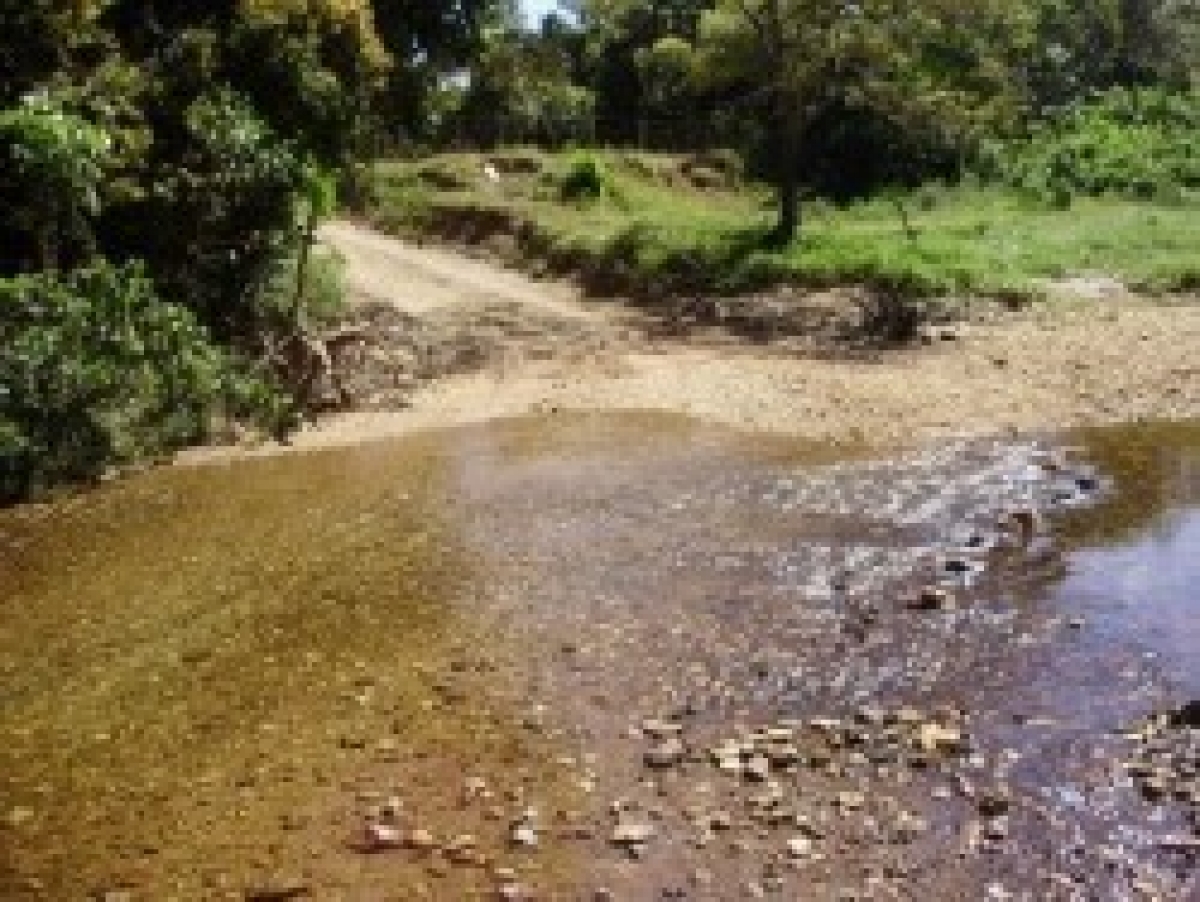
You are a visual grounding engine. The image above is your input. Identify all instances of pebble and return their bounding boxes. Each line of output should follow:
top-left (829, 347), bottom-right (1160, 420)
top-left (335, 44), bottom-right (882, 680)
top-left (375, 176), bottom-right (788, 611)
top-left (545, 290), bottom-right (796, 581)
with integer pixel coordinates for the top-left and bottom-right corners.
top-left (643, 719), bottom-right (684, 738)
top-left (908, 587), bottom-right (955, 611)
top-left (787, 836), bottom-right (813, 858)
top-left (645, 738), bottom-right (686, 769)
top-left (510, 824), bottom-right (539, 849)
top-left (5, 807), bottom-right (34, 828)
top-left (977, 787), bottom-right (1012, 818)
top-left (611, 822), bottom-right (656, 846)
top-left (917, 723), bottom-right (965, 755)
top-left (363, 822), bottom-right (404, 850)
top-left (745, 756), bottom-right (771, 782)
top-left (835, 792), bottom-right (866, 811)
top-left (406, 828), bottom-right (437, 851)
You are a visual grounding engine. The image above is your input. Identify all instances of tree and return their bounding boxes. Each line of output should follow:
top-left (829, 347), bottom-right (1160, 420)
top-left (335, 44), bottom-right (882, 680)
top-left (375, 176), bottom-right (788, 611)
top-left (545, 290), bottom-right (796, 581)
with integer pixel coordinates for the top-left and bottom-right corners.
top-left (696, 0), bottom-right (1031, 244)
top-left (370, 0), bottom-right (497, 143)
top-left (572, 0), bottom-right (712, 146)
top-left (441, 10), bottom-right (596, 148)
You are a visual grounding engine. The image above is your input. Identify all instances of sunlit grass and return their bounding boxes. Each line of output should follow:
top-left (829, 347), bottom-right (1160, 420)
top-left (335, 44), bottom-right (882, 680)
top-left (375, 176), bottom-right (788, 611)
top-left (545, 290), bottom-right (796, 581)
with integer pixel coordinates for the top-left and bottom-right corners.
top-left (370, 150), bottom-right (1200, 298)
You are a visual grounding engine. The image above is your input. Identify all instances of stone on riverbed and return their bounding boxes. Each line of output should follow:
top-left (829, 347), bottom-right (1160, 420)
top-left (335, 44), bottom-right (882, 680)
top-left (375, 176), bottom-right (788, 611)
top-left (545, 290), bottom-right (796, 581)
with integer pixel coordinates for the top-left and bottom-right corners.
top-left (610, 822), bottom-right (656, 846)
top-left (644, 738), bottom-right (686, 769)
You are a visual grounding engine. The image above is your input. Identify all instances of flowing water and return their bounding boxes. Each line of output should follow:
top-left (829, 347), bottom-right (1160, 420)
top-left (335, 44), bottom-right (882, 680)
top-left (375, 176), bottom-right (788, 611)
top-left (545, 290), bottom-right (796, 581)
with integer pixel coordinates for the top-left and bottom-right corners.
top-left (1, 414), bottom-right (1198, 900)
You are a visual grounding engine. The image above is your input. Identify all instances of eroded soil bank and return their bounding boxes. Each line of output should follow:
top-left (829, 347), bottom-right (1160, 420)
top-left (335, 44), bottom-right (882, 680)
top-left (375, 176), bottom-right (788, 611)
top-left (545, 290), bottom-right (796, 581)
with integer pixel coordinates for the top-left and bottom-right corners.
top-left (3, 413), bottom-right (1199, 900)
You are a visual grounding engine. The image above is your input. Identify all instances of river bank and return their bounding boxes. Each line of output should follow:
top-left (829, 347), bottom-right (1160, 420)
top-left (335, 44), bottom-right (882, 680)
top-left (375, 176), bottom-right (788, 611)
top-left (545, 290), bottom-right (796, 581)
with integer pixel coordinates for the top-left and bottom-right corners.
top-left (177, 222), bottom-right (1200, 465)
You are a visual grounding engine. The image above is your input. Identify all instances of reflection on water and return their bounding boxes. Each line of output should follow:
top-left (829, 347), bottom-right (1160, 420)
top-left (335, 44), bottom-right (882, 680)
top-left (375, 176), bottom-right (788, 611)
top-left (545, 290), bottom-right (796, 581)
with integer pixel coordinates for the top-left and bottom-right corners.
top-left (1056, 422), bottom-right (1200, 692)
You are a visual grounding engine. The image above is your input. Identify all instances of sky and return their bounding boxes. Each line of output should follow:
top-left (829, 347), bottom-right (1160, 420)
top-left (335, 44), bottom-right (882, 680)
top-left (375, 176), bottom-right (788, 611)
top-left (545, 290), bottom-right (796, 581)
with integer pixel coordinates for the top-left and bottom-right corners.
top-left (521, 0), bottom-right (562, 26)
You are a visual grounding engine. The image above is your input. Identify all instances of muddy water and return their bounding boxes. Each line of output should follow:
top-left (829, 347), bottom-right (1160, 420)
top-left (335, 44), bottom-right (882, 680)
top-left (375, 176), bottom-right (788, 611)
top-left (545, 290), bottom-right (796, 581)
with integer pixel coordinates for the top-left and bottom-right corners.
top-left (1, 413), bottom-right (1198, 900)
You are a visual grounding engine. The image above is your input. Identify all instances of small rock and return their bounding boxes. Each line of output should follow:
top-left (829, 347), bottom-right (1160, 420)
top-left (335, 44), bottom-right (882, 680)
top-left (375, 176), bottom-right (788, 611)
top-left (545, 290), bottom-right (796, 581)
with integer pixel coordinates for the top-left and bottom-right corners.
top-left (716, 755), bottom-right (743, 775)
top-left (645, 738), bottom-right (686, 769)
top-left (768, 745), bottom-right (802, 767)
top-left (835, 792), bottom-right (866, 811)
top-left (510, 825), bottom-right (539, 849)
top-left (708, 810), bottom-right (734, 831)
top-left (977, 788), bottom-right (1012, 818)
top-left (364, 823), bottom-right (404, 851)
top-left (406, 828), bottom-right (437, 851)
top-left (983, 817), bottom-right (1009, 842)
top-left (786, 836), bottom-right (813, 858)
top-left (917, 723), bottom-right (965, 755)
top-left (5, 807), bottom-right (35, 828)
top-left (611, 822), bottom-right (656, 847)
top-left (643, 719), bottom-right (684, 738)
top-left (908, 587), bottom-right (954, 611)
top-left (1170, 700), bottom-right (1200, 727)
top-left (1140, 775), bottom-right (1170, 802)
top-left (894, 812), bottom-right (928, 842)
top-left (745, 755), bottom-right (771, 782)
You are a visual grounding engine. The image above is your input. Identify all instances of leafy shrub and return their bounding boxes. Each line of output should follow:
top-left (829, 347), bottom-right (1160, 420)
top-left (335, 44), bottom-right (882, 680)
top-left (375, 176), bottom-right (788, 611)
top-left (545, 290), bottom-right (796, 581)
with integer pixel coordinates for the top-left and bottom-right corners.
top-left (103, 88), bottom-right (306, 343)
top-left (559, 151), bottom-right (613, 202)
top-left (0, 91), bottom-right (113, 270)
top-left (982, 88), bottom-right (1200, 203)
top-left (0, 262), bottom-right (289, 502)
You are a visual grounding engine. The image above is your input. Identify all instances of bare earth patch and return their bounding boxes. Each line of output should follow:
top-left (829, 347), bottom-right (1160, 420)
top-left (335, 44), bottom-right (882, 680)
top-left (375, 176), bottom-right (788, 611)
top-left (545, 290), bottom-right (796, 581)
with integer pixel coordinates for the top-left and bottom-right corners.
top-left (211, 221), bottom-right (1200, 459)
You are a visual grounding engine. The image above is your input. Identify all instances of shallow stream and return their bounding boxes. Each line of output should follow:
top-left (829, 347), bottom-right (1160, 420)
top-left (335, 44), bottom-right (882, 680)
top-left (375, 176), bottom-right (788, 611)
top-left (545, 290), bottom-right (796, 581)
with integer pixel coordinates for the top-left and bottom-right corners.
top-left (1, 414), bottom-right (1197, 900)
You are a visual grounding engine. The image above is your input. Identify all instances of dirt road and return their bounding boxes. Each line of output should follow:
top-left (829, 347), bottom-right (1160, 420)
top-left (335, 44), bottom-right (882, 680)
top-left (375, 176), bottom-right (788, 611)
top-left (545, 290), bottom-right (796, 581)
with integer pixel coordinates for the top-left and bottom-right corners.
top-left (266, 221), bottom-right (1200, 454)
top-left (319, 220), bottom-right (598, 321)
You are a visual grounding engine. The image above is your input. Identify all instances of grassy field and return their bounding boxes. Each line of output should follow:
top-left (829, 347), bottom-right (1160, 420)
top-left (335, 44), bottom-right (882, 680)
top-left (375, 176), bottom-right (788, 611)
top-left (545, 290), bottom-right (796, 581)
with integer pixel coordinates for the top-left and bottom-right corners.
top-left (368, 149), bottom-right (1200, 300)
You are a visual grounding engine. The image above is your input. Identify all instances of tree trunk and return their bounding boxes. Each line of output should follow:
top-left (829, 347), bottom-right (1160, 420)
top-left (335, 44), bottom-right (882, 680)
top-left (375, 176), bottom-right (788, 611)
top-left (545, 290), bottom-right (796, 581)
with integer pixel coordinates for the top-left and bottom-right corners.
top-left (769, 109), bottom-right (802, 247)
top-left (774, 173), bottom-right (801, 246)
top-left (292, 210), bottom-right (315, 330)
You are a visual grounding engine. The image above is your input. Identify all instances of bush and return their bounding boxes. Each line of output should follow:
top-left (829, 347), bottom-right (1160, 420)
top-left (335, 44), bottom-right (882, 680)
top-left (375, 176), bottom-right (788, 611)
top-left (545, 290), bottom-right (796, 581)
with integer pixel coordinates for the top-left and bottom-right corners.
top-left (559, 151), bottom-right (613, 202)
top-left (981, 88), bottom-right (1200, 204)
top-left (0, 90), bottom-right (113, 271)
top-left (0, 261), bottom-right (289, 502)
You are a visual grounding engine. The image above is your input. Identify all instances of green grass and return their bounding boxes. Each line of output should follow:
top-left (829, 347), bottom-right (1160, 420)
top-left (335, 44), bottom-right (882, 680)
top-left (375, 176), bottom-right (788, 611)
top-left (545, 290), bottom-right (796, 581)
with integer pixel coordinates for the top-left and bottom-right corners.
top-left (369, 149), bottom-right (1200, 300)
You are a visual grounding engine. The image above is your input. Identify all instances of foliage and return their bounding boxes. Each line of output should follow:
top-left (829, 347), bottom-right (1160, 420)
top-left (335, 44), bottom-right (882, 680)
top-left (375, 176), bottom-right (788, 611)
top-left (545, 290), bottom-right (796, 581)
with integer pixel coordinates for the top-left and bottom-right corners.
top-left (571, 0), bottom-right (712, 147)
top-left (438, 14), bottom-right (597, 148)
top-left (0, 91), bottom-right (113, 270)
top-left (0, 262), bottom-right (290, 503)
top-left (559, 151), bottom-right (615, 200)
top-left (694, 0), bottom-right (1032, 241)
top-left (1022, 0), bottom-right (1197, 111)
top-left (370, 0), bottom-right (496, 143)
top-left (0, 1), bottom-right (110, 104)
top-left (0, 1), bottom-right (508, 501)
top-left (983, 88), bottom-right (1200, 204)
top-left (107, 88), bottom-right (308, 342)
